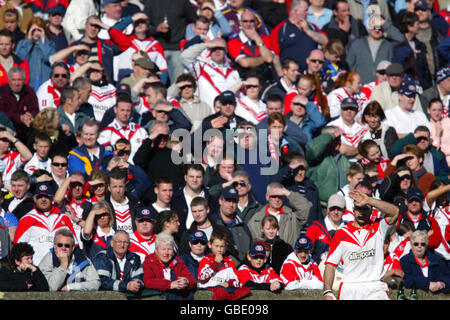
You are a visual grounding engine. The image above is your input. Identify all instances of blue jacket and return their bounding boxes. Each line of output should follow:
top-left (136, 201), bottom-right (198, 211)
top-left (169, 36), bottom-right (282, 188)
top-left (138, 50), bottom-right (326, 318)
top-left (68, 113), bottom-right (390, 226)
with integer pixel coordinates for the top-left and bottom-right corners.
top-left (92, 246), bottom-right (144, 292)
top-left (400, 250), bottom-right (450, 294)
top-left (68, 144), bottom-right (115, 175)
top-left (180, 252), bottom-right (201, 281)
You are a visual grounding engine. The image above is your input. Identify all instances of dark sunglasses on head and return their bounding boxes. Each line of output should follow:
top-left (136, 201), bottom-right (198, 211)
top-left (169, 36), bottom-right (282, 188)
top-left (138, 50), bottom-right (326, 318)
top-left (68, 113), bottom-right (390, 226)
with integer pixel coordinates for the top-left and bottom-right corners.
top-left (52, 162), bottom-right (67, 167)
top-left (56, 243), bottom-right (72, 248)
top-left (412, 242), bottom-right (426, 247)
top-left (192, 240), bottom-right (207, 245)
top-left (53, 73), bottom-right (68, 79)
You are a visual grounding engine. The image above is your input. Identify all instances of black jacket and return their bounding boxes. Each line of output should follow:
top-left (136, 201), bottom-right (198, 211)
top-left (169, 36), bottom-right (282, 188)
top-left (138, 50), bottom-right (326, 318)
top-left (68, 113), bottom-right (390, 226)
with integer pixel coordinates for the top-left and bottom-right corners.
top-left (3, 196), bottom-right (35, 221)
top-left (0, 256), bottom-right (49, 292)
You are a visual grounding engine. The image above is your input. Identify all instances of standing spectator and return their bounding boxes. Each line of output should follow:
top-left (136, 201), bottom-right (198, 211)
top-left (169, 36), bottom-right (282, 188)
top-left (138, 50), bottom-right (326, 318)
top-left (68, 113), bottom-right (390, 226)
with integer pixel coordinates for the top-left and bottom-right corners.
top-left (2, 8), bottom-right (25, 47)
top-left (38, 228), bottom-right (100, 291)
top-left (346, 14), bottom-right (405, 85)
top-left (0, 29), bottom-right (30, 87)
top-left (231, 76), bottom-right (268, 125)
top-left (0, 242), bottom-right (49, 292)
top-left (142, 232), bottom-right (197, 300)
top-left (247, 182), bottom-right (311, 248)
top-left (421, 66), bottom-right (450, 117)
top-left (13, 182), bottom-right (77, 265)
top-left (400, 230), bottom-right (450, 293)
top-left (16, 17), bottom-right (56, 90)
top-left (360, 60), bottom-right (391, 99)
top-left (36, 61), bottom-right (70, 110)
top-left (97, 0), bottom-right (127, 41)
top-left (270, 0), bottom-right (328, 74)
top-left (143, 0), bottom-right (197, 84)
top-left (47, 5), bottom-right (68, 52)
top-left (307, 0), bottom-right (333, 29)
top-left (93, 230), bottom-right (144, 294)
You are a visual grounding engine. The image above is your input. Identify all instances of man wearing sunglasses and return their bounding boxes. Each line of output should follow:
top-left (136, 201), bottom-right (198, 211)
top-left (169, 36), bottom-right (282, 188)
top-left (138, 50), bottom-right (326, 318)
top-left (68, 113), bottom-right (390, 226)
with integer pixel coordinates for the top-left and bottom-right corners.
top-left (180, 230), bottom-right (209, 281)
top-left (13, 182), bottom-right (77, 266)
top-left (323, 182), bottom-right (399, 300)
top-left (360, 60), bottom-right (390, 99)
top-left (39, 228), bottom-right (100, 291)
top-left (36, 61), bottom-right (70, 110)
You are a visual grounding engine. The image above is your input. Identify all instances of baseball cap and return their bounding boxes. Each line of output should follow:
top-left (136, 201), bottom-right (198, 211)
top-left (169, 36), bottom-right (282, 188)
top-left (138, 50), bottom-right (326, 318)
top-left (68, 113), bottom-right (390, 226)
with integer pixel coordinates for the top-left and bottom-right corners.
top-left (386, 63), bottom-right (404, 76)
top-left (436, 66), bottom-right (450, 84)
top-left (218, 90), bottom-right (236, 106)
top-left (249, 243), bottom-right (266, 257)
top-left (327, 194), bottom-right (346, 209)
top-left (398, 78), bottom-right (417, 95)
top-left (341, 97), bottom-right (358, 110)
top-left (221, 186), bottom-right (239, 200)
top-left (376, 60), bottom-right (391, 72)
top-left (136, 207), bottom-right (156, 222)
top-left (189, 230), bottom-right (208, 243)
top-left (294, 235), bottom-right (313, 250)
top-left (34, 182), bottom-right (54, 197)
top-left (414, 0), bottom-right (430, 11)
top-left (48, 4), bottom-right (65, 16)
top-left (406, 188), bottom-right (424, 202)
top-left (134, 57), bottom-right (156, 73)
top-left (103, 0), bottom-right (121, 5)
top-left (116, 83), bottom-right (131, 96)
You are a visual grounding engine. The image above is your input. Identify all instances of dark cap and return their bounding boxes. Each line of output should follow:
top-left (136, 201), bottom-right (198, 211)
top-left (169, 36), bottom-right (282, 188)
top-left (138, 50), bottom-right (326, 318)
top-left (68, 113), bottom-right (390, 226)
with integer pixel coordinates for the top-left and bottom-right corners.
top-left (406, 188), bottom-right (424, 202)
top-left (249, 243), bottom-right (266, 257)
top-left (386, 63), bottom-right (404, 76)
top-left (341, 97), bottom-right (358, 109)
top-left (189, 230), bottom-right (207, 243)
top-left (103, 0), bottom-right (121, 5)
top-left (136, 207), bottom-right (156, 221)
top-left (217, 90), bottom-right (236, 106)
top-left (134, 57), bottom-right (156, 72)
top-left (414, 0), bottom-right (430, 11)
top-left (436, 66), bottom-right (450, 84)
top-left (221, 186), bottom-right (239, 200)
top-left (295, 235), bottom-right (313, 250)
top-left (34, 182), bottom-right (54, 197)
top-left (116, 83), bottom-right (131, 96)
top-left (48, 4), bottom-right (66, 16)
top-left (398, 79), bottom-right (417, 95)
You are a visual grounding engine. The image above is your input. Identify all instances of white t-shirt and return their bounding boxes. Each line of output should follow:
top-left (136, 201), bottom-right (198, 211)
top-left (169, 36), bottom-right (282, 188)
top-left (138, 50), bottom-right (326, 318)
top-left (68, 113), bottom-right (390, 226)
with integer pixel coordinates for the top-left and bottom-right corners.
top-left (385, 105), bottom-right (430, 135)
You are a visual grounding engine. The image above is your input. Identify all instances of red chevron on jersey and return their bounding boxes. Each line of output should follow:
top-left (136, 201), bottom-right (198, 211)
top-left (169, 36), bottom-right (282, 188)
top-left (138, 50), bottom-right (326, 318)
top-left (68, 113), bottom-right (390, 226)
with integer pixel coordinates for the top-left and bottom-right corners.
top-left (115, 209), bottom-right (130, 224)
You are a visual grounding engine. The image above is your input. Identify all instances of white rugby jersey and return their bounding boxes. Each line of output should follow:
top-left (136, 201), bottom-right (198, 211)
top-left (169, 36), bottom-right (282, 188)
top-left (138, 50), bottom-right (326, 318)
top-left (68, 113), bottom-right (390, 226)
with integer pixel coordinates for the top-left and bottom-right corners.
top-left (37, 79), bottom-right (62, 110)
top-left (24, 153), bottom-right (51, 175)
top-left (235, 95), bottom-right (267, 125)
top-left (325, 218), bottom-right (395, 283)
top-left (1, 150), bottom-right (26, 188)
top-left (329, 116), bottom-right (371, 148)
top-left (88, 84), bottom-right (117, 122)
top-left (129, 231), bottom-right (156, 264)
top-left (327, 87), bottom-right (369, 119)
top-left (280, 252), bottom-right (323, 290)
top-left (432, 206), bottom-right (450, 260)
top-left (110, 198), bottom-right (133, 236)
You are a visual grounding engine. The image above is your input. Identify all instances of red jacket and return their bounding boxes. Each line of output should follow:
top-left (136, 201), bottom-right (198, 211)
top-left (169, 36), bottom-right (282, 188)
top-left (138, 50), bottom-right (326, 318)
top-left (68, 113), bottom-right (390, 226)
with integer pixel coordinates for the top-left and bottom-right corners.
top-left (0, 54), bottom-right (30, 87)
top-left (142, 252), bottom-right (197, 291)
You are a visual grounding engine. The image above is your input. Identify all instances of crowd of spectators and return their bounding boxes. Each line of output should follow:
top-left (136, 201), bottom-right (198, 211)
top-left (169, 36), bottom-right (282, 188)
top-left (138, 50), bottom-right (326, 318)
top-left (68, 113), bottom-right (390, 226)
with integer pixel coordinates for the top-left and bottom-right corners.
top-left (0, 0), bottom-right (449, 300)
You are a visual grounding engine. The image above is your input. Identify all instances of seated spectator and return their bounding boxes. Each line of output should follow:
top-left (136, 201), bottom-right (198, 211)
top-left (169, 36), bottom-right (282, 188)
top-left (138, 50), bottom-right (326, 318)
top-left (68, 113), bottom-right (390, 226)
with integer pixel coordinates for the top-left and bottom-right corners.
top-left (237, 242), bottom-right (283, 292)
top-left (153, 210), bottom-right (181, 252)
top-left (142, 232), bottom-right (197, 300)
top-left (232, 75), bottom-right (268, 125)
top-left (384, 78), bottom-right (430, 138)
top-left (57, 87), bottom-right (90, 136)
top-left (358, 139), bottom-right (391, 180)
top-left (93, 230), bottom-right (144, 294)
top-left (81, 199), bottom-right (115, 260)
top-left (36, 61), bottom-right (70, 110)
top-left (197, 230), bottom-right (250, 300)
top-left (247, 182), bottom-right (311, 248)
top-left (255, 215), bottom-right (293, 275)
top-left (38, 228), bottom-right (100, 291)
top-left (0, 242), bottom-right (49, 292)
top-left (23, 132), bottom-right (52, 176)
top-left (16, 17), bottom-right (56, 90)
top-left (261, 58), bottom-right (299, 103)
top-left (180, 230), bottom-right (209, 281)
top-left (280, 235), bottom-right (323, 290)
top-left (361, 101), bottom-right (398, 159)
top-left (400, 230), bottom-right (450, 293)
top-left (2, 169), bottom-right (34, 220)
top-left (128, 207), bottom-right (157, 264)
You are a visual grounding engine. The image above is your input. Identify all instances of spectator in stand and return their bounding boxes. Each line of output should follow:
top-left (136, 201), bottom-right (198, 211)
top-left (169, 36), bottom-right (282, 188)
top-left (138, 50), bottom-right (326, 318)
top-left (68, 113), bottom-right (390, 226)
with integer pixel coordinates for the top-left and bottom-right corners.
top-left (227, 10), bottom-right (274, 85)
top-left (93, 230), bottom-right (144, 294)
top-left (261, 58), bottom-right (299, 102)
top-left (0, 66), bottom-right (38, 140)
top-left (142, 232), bottom-right (197, 300)
top-left (361, 101), bottom-right (398, 160)
top-left (307, 0), bottom-right (332, 29)
top-left (2, 8), bottom-right (25, 46)
top-left (16, 17), bottom-right (56, 90)
top-left (321, 39), bottom-right (347, 83)
top-left (421, 66), bottom-right (450, 117)
top-left (0, 0), bottom-right (33, 34)
top-left (231, 75), bottom-right (268, 125)
top-left (97, 0), bottom-right (128, 41)
top-left (127, 207), bottom-right (157, 264)
top-left (370, 63), bottom-right (423, 113)
top-left (322, 0), bottom-right (367, 49)
top-left (61, 0), bottom-right (98, 44)
top-left (427, 98), bottom-right (450, 167)
top-left (143, 0), bottom-right (197, 84)
top-left (119, 52), bottom-right (158, 88)
top-left (303, 48), bottom-right (335, 95)
top-left (357, 140), bottom-right (391, 180)
top-left (23, 132), bottom-right (52, 176)
top-left (270, 0), bottom-right (328, 75)
top-left (47, 5), bottom-right (68, 52)
top-left (81, 200), bottom-right (116, 260)
top-left (280, 235), bottom-right (323, 290)
top-left (180, 230), bottom-right (209, 281)
top-left (400, 230), bottom-right (450, 293)
top-left (346, 0), bottom-right (392, 29)
top-left (221, 0), bottom-right (269, 36)
top-left (384, 78), bottom-right (430, 138)
top-left (237, 242), bottom-right (283, 292)
top-left (0, 29), bottom-right (30, 88)
top-left (36, 61), bottom-right (70, 111)
top-left (87, 170), bottom-right (109, 205)
top-left (2, 169), bottom-right (34, 221)
top-left (0, 242), bottom-right (49, 292)
top-left (360, 60), bottom-right (391, 99)
top-left (57, 87), bottom-right (90, 137)
top-left (346, 14), bottom-right (405, 85)
top-left (39, 228), bottom-right (100, 291)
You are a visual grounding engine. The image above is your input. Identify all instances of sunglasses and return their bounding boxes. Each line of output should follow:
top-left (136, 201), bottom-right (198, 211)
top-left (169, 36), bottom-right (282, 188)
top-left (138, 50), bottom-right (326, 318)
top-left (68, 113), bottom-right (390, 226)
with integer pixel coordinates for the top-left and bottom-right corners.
top-left (269, 195), bottom-right (283, 199)
top-left (329, 206), bottom-right (345, 212)
top-left (180, 84), bottom-right (194, 90)
top-left (354, 205), bottom-right (372, 214)
top-left (297, 165), bottom-right (306, 171)
top-left (242, 19), bottom-right (256, 23)
top-left (377, 70), bottom-right (386, 75)
top-left (233, 181), bottom-right (247, 188)
top-left (342, 106), bottom-right (358, 112)
top-left (56, 243), bottom-right (72, 248)
top-left (292, 102), bottom-right (306, 108)
top-left (117, 149), bottom-right (131, 156)
top-left (52, 162), bottom-right (67, 167)
top-left (416, 136), bottom-right (429, 142)
top-left (400, 174), bottom-right (412, 181)
top-left (53, 73), bottom-right (68, 79)
top-left (245, 85), bottom-right (259, 89)
top-left (70, 182), bottom-right (84, 189)
top-left (309, 58), bottom-right (324, 64)
top-left (36, 194), bottom-right (52, 200)
top-left (156, 110), bottom-right (170, 114)
top-left (92, 183), bottom-right (106, 189)
top-left (192, 240), bottom-right (207, 245)
top-left (412, 242), bottom-right (426, 247)
top-left (0, 137), bottom-right (9, 142)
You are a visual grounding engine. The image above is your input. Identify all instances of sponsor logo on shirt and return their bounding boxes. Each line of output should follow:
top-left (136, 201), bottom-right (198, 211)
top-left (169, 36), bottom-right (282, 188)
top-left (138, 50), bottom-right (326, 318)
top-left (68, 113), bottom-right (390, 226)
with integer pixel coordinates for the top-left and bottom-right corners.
top-left (349, 249), bottom-right (375, 261)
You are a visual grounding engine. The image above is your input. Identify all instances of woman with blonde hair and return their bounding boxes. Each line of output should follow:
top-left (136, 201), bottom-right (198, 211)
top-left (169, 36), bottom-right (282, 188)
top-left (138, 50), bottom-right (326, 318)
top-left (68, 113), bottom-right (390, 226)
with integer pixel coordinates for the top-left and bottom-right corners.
top-left (26, 107), bottom-right (77, 155)
top-left (16, 17), bottom-right (56, 89)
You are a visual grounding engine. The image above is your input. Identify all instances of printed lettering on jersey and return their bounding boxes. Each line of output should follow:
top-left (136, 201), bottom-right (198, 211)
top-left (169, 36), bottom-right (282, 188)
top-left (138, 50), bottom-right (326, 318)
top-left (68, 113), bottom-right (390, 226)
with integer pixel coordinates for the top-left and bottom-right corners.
top-left (349, 248), bottom-right (376, 261)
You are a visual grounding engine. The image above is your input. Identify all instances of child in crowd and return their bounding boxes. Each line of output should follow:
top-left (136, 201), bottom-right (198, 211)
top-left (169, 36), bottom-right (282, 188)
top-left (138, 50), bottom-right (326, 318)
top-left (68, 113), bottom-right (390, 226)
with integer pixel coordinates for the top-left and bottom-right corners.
top-left (280, 235), bottom-right (323, 290)
top-left (237, 242), bottom-right (283, 292)
top-left (24, 132), bottom-right (52, 175)
top-left (197, 231), bottom-right (250, 300)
